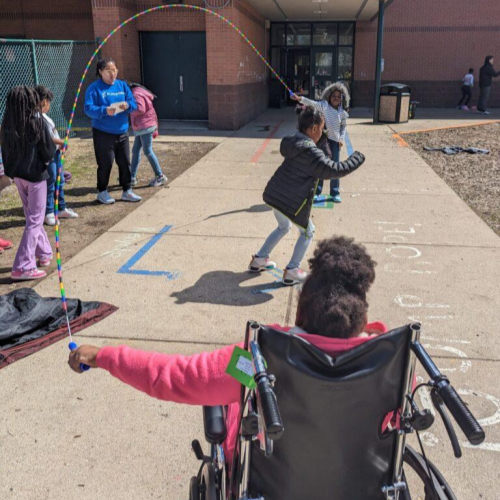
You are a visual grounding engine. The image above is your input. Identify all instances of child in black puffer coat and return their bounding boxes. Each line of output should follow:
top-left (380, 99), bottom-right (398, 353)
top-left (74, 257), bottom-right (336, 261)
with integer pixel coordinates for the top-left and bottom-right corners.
top-left (248, 106), bottom-right (365, 286)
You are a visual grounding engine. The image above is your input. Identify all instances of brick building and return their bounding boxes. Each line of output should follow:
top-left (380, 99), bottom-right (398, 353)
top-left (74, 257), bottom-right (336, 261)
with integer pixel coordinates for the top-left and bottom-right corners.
top-left (0, 0), bottom-right (499, 129)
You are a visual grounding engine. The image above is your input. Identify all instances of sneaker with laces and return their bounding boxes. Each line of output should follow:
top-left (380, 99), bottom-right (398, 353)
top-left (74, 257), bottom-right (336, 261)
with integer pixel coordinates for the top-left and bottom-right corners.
top-left (121, 189), bottom-right (142, 202)
top-left (44, 213), bottom-right (56, 226)
top-left (131, 177), bottom-right (138, 187)
top-left (282, 267), bottom-right (307, 286)
top-left (248, 255), bottom-right (276, 273)
top-left (38, 257), bottom-right (52, 268)
top-left (148, 174), bottom-right (168, 187)
top-left (11, 268), bottom-right (47, 281)
top-left (0, 237), bottom-right (13, 249)
top-left (59, 208), bottom-right (79, 219)
top-left (97, 191), bottom-right (115, 205)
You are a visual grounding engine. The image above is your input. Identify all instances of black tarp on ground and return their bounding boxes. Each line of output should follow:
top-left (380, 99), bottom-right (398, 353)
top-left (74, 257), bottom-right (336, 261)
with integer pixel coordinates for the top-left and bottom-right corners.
top-left (0, 288), bottom-right (117, 369)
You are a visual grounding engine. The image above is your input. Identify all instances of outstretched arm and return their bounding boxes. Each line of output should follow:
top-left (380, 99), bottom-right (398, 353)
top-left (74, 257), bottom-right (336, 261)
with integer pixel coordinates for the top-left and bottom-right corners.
top-left (69, 343), bottom-right (242, 406)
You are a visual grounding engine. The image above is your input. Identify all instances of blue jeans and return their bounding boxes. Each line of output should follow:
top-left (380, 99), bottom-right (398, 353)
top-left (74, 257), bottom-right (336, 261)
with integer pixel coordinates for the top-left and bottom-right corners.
top-left (46, 150), bottom-right (65, 214)
top-left (257, 209), bottom-right (315, 270)
top-left (316, 139), bottom-right (340, 196)
top-left (131, 131), bottom-right (163, 179)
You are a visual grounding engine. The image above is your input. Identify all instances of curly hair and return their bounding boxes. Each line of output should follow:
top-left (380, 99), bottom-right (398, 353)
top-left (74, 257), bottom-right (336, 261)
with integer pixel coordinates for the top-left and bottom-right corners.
top-left (296, 236), bottom-right (377, 339)
top-left (321, 82), bottom-right (351, 109)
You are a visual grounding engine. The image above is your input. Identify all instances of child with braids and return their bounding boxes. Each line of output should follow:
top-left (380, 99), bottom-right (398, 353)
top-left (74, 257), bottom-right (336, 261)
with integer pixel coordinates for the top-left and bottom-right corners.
top-left (1, 86), bottom-right (55, 280)
top-left (69, 235), bottom-right (386, 462)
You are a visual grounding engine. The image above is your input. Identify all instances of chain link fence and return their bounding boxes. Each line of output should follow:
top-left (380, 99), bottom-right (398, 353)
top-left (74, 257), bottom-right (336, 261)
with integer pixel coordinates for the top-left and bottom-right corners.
top-left (0, 39), bottom-right (98, 134)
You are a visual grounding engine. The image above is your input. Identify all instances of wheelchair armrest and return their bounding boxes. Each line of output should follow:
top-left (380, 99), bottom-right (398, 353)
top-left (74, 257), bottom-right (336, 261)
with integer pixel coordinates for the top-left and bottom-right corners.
top-left (203, 406), bottom-right (227, 445)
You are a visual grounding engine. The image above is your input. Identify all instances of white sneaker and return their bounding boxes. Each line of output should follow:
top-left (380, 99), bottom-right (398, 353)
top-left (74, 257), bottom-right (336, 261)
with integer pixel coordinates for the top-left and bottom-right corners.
top-left (131, 177), bottom-right (138, 187)
top-left (59, 208), bottom-right (79, 219)
top-left (248, 255), bottom-right (276, 273)
top-left (97, 191), bottom-right (115, 205)
top-left (148, 174), bottom-right (168, 187)
top-left (283, 268), bottom-right (307, 286)
top-left (121, 189), bottom-right (142, 202)
top-left (44, 213), bottom-right (56, 226)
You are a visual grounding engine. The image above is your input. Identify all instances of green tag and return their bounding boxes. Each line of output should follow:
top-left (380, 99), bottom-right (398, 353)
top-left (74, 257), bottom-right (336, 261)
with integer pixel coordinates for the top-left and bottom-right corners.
top-left (226, 346), bottom-right (256, 389)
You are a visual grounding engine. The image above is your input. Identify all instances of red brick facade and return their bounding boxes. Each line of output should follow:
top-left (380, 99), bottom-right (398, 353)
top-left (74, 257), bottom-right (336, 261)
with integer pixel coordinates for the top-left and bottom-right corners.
top-left (1, 0), bottom-right (499, 126)
top-left (354, 0), bottom-right (500, 107)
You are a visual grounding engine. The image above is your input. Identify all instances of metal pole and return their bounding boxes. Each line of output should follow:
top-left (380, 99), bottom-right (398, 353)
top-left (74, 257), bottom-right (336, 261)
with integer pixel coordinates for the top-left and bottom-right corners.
top-left (373, 0), bottom-right (385, 123)
top-left (30, 40), bottom-right (39, 85)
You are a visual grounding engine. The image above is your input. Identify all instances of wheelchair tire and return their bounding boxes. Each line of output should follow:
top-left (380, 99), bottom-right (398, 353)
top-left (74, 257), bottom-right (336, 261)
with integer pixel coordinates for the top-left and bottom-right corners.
top-left (190, 476), bottom-right (200, 500)
top-left (201, 462), bottom-right (218, 500)
top-left (403, 445), bottom-right (457, 500)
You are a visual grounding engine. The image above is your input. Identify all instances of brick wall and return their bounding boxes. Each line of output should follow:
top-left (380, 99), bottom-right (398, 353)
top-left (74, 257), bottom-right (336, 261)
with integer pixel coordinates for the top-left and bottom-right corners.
top-left (0, 0), bottom-right (94, 40)
top-left (354, 0), bottom-right (500, 107)
top-left (206, 0), bottom-right (268, 129)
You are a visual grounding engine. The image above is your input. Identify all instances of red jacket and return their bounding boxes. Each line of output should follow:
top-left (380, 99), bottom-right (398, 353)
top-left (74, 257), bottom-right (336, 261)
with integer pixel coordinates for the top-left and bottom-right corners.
top-left (130, 87), bottom-right (158, 132)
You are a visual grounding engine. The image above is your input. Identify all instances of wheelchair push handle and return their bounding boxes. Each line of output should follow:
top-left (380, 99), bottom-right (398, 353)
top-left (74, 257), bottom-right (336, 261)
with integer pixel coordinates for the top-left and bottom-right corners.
top-left (436, 382), bottom-right (485, 445)
top-left (412, 341), bottom-right (485, 446)
top-left (250, 340), bottom-right (284, 440)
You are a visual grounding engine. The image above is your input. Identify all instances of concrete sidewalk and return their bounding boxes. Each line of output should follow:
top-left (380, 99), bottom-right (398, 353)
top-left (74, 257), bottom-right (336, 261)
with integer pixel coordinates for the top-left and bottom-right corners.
top-left (2, 108), bottom-right (499, 499)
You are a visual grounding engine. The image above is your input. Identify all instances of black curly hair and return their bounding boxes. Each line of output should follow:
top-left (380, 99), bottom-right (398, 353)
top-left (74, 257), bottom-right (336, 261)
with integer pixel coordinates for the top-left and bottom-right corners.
top-left (296, 236), bottom-right (377, 339)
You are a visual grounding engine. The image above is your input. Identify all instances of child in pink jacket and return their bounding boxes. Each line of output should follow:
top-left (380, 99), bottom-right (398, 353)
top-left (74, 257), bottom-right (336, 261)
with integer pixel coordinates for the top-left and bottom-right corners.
top-left (69, 236), bottom-right (387, 461)
top-left (127, 82), bottom-right (167, 187)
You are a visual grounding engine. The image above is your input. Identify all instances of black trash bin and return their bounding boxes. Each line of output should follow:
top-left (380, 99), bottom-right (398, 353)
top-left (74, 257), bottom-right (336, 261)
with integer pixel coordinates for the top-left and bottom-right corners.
top-left (378, 83), bottom-right (411, 123)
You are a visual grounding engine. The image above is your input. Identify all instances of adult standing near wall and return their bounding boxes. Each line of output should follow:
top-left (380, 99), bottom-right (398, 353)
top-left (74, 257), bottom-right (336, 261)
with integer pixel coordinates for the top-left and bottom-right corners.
top-left (84, 57), bottom-right (141, 205)
top-left (477, 56), bottom-right (500, 115)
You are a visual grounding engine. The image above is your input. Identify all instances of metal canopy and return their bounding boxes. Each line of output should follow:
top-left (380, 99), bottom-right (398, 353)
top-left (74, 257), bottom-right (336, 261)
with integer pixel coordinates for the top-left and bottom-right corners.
top-left (243, 0), bottom-right (392, 22)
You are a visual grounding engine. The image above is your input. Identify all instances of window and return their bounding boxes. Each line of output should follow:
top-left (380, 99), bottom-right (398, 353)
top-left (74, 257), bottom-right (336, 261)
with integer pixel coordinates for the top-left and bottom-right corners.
top-left (313, 24), bottom-right (337, 46)
top-left (315, 52), bottom-right (333, 76)
top-left (286, 24), bottom-right (311, 46)
top-left (339, 23), bottom-right (354, 45)
top-left (271, 24), bottom-right (285, 46)
top-left (338, 47), bottom-right (353, 81)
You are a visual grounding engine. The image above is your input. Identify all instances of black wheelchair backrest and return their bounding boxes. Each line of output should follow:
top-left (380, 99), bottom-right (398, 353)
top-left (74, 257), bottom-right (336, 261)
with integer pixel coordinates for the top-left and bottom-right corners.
top-left (248, 324), bottom-right (412, 500)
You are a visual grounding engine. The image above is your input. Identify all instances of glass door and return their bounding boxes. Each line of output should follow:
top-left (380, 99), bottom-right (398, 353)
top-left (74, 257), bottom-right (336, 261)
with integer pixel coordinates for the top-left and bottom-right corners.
top-left (312, 48), bottom-right (336, 100)
top-left (288, 49), bottom-right (311, 99)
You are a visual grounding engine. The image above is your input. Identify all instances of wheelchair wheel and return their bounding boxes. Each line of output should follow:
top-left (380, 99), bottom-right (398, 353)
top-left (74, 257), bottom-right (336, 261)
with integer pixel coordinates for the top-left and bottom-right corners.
top-left (403, 445), bottom-right (457, 500)
top-left (200, 462), bottom-right (218, 500)
top-left (190, 476), bottom-right (200, 500)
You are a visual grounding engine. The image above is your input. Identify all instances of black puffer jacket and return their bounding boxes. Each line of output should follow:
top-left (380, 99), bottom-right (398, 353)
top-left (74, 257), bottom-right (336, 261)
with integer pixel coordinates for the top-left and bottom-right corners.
top-left (1, 119), bottom-right (55, 182)
top-left (263, 132), bottom-right (365, 228)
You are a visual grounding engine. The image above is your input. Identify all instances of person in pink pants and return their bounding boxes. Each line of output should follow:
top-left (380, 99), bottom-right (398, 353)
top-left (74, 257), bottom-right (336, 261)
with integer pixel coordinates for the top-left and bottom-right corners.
top-left (1, 86), bottom-right (56, 281)
top-left (12, 178), bottom-right (52, 274)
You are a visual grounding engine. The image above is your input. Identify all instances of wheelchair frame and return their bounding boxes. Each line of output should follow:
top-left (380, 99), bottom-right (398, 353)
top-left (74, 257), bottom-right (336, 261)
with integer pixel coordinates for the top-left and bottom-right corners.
top-left (190, 322), bottom-right (485, 500)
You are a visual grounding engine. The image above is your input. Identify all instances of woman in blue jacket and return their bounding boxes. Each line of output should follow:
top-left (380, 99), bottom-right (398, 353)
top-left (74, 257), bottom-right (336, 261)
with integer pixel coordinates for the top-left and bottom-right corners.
top-left (84, 58), bottom-right (141, 205)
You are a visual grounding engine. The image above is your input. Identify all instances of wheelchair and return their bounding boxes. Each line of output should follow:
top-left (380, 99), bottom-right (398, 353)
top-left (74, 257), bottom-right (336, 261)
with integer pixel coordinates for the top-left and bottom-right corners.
top-left (189, 322), bottom-right (485, 500)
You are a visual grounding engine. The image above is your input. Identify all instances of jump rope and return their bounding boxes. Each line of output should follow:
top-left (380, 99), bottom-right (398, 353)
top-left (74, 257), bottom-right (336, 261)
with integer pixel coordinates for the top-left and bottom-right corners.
top-left (54, 4), bottom-right (295, 369)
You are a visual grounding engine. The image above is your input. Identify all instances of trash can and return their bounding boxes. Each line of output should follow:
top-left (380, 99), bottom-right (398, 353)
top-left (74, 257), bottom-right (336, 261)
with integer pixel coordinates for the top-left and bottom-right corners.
top-left (378, 83), bottom-right (411, 123)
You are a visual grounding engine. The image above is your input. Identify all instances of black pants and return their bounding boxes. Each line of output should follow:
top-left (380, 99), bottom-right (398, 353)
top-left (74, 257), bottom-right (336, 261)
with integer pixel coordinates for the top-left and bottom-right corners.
top-left (477, 86), bottom-right (491, 112)
top-left (92, 128), bottom-right (132, 193)
top-left (457, 85), bottom-right (472, 107)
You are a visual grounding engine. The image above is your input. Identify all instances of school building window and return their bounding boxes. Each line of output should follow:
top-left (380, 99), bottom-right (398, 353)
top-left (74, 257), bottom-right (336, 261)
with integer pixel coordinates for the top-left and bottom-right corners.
top-left (270, 22), bottom-right (355, 101)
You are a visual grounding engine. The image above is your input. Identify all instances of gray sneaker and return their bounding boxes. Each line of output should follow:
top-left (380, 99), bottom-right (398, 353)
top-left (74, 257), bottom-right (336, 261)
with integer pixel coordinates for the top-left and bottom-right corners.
top-left (121, 189), bottom-right (142, 202)
top-left (148, 174), bottom-right (168, 187)
top-left (97, 191), bottom-right (115, 205)
top-left (131, 177), bottom-right (138, 187)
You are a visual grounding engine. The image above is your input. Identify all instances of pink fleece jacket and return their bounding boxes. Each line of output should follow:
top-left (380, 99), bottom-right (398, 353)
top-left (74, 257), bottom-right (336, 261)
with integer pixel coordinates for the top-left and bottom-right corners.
top-left (130, 87), bottom-right (158, 132)
top-left (96, 322), bottom-right (388, 461)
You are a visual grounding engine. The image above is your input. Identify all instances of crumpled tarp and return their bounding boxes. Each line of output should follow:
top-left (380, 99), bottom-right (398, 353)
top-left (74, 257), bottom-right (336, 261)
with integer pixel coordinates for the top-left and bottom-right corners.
top-left (424, 146), bottom-right (490, 155)
top-left (0, 288), bottom-right (117, 368)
